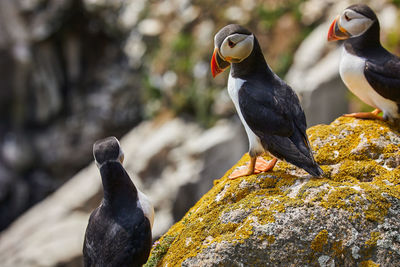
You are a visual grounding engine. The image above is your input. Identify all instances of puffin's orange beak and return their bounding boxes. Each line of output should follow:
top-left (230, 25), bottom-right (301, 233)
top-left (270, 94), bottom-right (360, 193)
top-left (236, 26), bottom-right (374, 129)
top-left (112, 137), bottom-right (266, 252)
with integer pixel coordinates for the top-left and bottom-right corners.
top-left (328, 16), bottom-right (350, 41)
top-left (211, 48), bottom-right (229, 78)
top-left (327, 18), bottom-right (338, 41)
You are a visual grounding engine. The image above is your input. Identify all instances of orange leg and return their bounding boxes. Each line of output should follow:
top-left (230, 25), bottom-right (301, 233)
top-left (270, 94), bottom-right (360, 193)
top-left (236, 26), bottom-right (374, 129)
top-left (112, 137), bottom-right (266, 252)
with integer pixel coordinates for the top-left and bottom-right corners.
top-left (229, 157), bottom-right (277, 179)
top-left (343, 108), bottom-right (384, 121)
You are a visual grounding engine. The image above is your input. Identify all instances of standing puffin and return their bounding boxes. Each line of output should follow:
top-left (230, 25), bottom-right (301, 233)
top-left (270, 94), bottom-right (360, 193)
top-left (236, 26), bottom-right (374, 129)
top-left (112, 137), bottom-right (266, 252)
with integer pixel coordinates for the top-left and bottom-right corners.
top-left (83, 137), bottom-right (154, 267)
top-left (211, 24), bottom-right (323, 179)
top-left (328, 4), bottom-right (400, 121)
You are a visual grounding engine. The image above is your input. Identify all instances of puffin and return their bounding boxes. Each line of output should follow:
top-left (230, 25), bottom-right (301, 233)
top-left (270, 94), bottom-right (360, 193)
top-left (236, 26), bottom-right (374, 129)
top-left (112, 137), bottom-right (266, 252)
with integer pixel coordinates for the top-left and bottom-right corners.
top-left (83, 136), bottom-right (154, 267)
top-left (211, 24), bottom-right (323, 179)
top-left (328, 4), bottom-right (400, 121)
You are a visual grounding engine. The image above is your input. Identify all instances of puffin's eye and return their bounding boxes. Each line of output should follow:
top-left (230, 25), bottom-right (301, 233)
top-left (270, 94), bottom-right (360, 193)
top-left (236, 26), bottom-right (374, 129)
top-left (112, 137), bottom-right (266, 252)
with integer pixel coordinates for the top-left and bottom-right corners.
top-left (344, 13), bottom-right (351, 21)
top-left (228, 39), bottom-right (236, 48)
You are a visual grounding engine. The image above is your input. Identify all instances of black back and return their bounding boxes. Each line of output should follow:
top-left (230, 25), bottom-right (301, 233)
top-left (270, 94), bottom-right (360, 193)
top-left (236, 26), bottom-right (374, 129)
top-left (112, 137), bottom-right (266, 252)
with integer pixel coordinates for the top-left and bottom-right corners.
top-left (83, 162), bottom-right (152, 267)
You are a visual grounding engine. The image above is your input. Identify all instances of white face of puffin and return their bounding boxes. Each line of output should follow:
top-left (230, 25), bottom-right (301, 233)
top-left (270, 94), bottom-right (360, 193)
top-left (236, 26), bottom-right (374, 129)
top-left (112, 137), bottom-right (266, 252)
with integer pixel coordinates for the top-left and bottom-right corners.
top-left (339, 9), bottom-right (374, 37)
top-left (219, 33), bottom-right (254, 63)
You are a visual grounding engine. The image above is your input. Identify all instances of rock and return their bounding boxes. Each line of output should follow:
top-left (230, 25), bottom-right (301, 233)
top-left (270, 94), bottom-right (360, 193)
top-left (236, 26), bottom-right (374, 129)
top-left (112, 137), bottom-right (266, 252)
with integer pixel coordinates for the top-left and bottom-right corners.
top-left (171, 119), bottom-right (247, 222)
top-left (299, 0), bottom-right (335, 25)
top-left (1, 133), bottom-right (34, 172)
top-left (0, 164), bottom-right (30, 231)
top-left (118, 0), bottom-right (147, 30)
top-left (0, 164), bottom-right (100, 267)
top-left (0, 117), bottom-right (247, 266)
top-left (121, 118), bottom-right (247, 237)
top-left (138, 19), bottom-right (164, 36)
top-left (146, 117), bottom-right (400, 266)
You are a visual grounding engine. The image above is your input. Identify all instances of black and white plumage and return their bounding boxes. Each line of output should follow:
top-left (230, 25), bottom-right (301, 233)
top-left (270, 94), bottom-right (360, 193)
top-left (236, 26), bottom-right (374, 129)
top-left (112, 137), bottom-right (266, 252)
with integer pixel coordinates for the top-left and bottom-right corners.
top-left (211, 24), bottom-right (323, 179)
top-left (328, 4), bottom-right (400, 121)
top-left (83, 137), bottom-right (154, 267)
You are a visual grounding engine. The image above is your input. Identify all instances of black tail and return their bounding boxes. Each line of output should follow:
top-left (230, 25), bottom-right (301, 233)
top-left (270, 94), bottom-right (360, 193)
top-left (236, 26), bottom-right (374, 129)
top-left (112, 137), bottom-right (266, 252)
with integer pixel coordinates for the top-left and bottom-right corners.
top-left (262, 134), bottom-right (324, 177)
top-left (302, 163), bottom-right (324, 177)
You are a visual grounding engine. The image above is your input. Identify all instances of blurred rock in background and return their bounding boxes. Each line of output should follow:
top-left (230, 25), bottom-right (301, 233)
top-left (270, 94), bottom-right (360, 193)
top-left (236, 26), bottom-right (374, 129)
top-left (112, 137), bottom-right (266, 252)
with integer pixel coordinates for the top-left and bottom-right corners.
top-left (0, 0), bottom-right (144, 231)
top-left (0, 1), bottom-right (399, 265)
top-left (0, 117), bottom-right (246, 267)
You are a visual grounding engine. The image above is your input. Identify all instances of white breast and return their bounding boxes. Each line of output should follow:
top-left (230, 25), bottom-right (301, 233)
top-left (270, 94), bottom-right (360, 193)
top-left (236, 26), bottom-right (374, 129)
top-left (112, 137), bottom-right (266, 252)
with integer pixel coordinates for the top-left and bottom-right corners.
top-left (340, 47), bottom-right (398, 118)
top-left (137, 190), bottom-right (154, 229)
top-left (227, 73), bottom-right (264, 155)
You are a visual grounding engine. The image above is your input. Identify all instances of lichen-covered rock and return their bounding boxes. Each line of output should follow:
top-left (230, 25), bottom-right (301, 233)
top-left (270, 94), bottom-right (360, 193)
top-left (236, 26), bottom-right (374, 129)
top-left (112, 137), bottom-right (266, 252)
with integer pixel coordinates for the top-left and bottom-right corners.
top-left (146, 117), bottom-right (400, 266)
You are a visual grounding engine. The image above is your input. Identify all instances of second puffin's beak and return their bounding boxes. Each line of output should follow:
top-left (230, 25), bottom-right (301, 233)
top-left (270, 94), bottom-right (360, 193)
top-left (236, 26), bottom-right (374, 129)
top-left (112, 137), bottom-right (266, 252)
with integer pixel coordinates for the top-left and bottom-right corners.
top-left (211, 48), bottom-right (230, 78)
top-left (327, 16), bottom-right (350, 41)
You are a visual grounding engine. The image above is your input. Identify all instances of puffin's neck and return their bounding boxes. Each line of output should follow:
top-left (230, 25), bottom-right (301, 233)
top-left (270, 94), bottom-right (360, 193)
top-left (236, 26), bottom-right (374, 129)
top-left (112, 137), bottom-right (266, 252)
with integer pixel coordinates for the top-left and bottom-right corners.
top-left (230, 37), bottom-right (274, 79)
top-left (100, 162), bottom-right (138, 210)
top-left (344, 21), bottom-right (382, 57)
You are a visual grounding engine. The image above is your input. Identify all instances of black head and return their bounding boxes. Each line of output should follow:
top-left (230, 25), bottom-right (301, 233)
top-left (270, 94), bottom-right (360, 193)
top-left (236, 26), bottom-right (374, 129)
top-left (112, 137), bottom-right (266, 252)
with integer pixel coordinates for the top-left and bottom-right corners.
top-left (328, 4), bottom-right (379, 42)
top-left (93, 136), bottom-right (124, 168)
top-left (347, 4), bottom-right (378, 21)
top-left (211, 24), bottom-right (255, 77)
top-left (214, 24), bottom-right (252, 50)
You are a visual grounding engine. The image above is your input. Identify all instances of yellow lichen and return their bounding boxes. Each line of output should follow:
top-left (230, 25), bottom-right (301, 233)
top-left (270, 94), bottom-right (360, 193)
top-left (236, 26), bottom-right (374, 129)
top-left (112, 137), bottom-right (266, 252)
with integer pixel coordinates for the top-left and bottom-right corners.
top-left (359, 260), bottom-right (380, 267)
top-left (331, 240), bottom-right (344, 257)
top-left (145, 117), bottom-right (400, 266)
top-left (266, 235), bottom-right (275, 244)
top-left (311, 230), bottom-right (329, 252)
top-left (365, 232), bottom-right (381, 247)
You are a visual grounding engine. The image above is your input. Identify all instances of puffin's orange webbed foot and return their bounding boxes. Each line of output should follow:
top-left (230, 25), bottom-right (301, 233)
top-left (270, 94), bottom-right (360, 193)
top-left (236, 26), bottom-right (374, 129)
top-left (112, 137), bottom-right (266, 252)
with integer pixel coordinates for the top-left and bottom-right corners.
top-left (228, 168), bottom-right (253, 179)
top-left (228, 157), bottom-right (277, 179)
top-left (254, 157), bottom-right (277, 173)
top-left (229, 156), bottom-right (256, 179)
top-left (343, 109), bottom-right (384, 121)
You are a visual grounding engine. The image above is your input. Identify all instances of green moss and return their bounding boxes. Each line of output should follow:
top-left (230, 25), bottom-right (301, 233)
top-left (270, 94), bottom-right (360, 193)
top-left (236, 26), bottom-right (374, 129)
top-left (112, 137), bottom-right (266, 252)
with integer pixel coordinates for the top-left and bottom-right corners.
top-left (144, 235), bottom-right (176, 267)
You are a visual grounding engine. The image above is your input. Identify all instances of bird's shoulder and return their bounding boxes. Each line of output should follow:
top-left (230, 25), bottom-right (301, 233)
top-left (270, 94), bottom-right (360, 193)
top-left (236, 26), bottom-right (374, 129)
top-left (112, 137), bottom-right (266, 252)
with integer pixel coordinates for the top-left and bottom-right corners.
top-left (249, 74), bottom-right (307, 122)
top-left (240, 73), bottom-right (291, 107)
top-left (365, 48), bottom-right (400, 76)
top-left (364, 49), bottom-right (400, 102)
top-left (238, 74), bottom-right (306, 137)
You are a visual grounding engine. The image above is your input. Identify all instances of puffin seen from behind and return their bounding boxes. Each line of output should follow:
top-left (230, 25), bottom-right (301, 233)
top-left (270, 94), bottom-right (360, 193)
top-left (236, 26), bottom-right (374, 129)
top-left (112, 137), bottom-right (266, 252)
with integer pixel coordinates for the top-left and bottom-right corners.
top-left (211, 24), bottom-right (323, 179)
top-left (328, 4), bottom-right (400, 122)
top-left (83, 136), bottom-right (154, 267)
